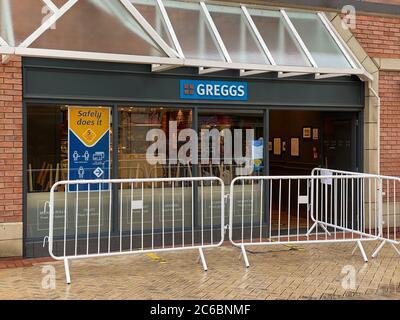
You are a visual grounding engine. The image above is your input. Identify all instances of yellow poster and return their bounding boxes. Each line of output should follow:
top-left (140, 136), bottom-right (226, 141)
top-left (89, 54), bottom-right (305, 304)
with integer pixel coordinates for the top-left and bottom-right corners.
top-left (69, 107), bottom-right (110, 147)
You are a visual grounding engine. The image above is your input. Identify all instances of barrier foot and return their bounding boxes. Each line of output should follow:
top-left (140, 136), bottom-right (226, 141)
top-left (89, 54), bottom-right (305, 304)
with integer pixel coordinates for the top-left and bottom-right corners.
top-left (306, 222), bottom-right (331, 237)
top-left (372, 240), bottom-right (386, 258)
top-left (351, 244), bottom-right (357, 256)
top-left (306, 222), bottom-right (317, 236)
top-left (391, 243), bottom-right (400, 256)
top-left (198, 248), bottom-right (208, 272)
top-left (64, 258), bottom-right (71, 285)
top-left (241, 245), bottom-right (250, 268)
top-left (318, 223), bottom-right (332, 237)
top-left (357, 241), bottom-right (368, 263)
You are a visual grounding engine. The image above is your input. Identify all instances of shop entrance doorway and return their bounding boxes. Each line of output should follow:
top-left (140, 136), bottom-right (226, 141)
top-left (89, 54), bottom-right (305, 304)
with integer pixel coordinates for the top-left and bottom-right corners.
top-left (322, 117), bottom-right (357, 172)
top-left (269, 110), bottom-right (359, 175)
top-left (268, 110), bottom-right (361, 233)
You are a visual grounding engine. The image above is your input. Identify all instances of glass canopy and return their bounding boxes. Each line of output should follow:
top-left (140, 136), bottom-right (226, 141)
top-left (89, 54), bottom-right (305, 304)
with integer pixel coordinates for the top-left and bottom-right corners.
top-left (207, 4), bottom-right (269, 65)
top-left (248, 8), bottom-right (311, 67)
top-left (286, 11), bottom-right (352, 69)
top-left (0, 0), bottom-right (369, 79)
top-left (163, 0), bottom-right (224, 61)
top-left (31, 0), bottom-right (166, 56)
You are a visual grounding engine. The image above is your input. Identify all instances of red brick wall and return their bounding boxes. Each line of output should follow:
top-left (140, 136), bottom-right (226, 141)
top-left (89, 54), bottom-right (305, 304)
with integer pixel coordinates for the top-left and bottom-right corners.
top-left (380, 71), bottom-right (400, 176)
top-left (352, 15), bottom-right (400, 59)
top-left (351, 14), bottom-right (400, 176)
top-left (0, 57), bottom-right (23, 223)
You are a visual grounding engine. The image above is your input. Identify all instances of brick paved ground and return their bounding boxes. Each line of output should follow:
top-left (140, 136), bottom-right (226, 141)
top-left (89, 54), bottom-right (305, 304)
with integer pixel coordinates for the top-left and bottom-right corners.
top-left (0, 257), bottom-right (53, 269)
top-left (0, 242), bottom-right (399, 300)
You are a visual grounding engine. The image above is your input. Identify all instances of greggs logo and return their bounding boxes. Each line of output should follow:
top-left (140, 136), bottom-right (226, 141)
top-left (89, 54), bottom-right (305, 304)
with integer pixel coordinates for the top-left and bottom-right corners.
top-left (180, 80), bottom-right (248, 101)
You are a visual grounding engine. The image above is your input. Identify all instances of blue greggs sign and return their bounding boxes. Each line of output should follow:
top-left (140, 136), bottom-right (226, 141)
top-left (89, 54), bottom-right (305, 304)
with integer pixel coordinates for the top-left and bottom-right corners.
top-left (180, 80), bottom-right (248, 101)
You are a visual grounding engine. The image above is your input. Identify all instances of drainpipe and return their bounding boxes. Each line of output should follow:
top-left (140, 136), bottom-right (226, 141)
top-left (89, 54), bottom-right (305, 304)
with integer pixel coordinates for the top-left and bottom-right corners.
top-left (368, 83), bottom-right (381, 175)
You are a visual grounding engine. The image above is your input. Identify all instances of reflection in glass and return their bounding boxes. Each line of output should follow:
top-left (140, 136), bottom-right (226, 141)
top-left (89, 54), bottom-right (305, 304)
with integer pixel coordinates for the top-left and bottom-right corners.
top-left (0, 0), bottom-right (49, 46)
top-left (287, 11), bottom-right (351, 68)
top-left (198, 110), bottom-right (265, 185)
top-left (118, 107), bottom-right (193, 179)
top-left (130, 0), bottom-right (176, 50)
top-left (163, 0), bottom-right (224, 61)
top-left (30, 0), bottom-right (165, 56)
top-left (207, 4), bottom-right (269, 65)
top-left (248, 8), bottom-right (311, 67)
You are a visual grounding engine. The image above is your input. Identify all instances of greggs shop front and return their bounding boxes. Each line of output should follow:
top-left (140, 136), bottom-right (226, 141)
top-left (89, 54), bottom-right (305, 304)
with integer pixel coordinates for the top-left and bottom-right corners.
top-left (24, 58), bottom-right (365, 256)
top-left (2, 0), bottom-right (370, 257)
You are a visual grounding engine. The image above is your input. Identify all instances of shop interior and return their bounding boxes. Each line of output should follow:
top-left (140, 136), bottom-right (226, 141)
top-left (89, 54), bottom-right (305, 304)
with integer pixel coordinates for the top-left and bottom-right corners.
top-left (26, 105), bottom-right (358, 240)
top-left (27, 106), bottom-right (357, 190)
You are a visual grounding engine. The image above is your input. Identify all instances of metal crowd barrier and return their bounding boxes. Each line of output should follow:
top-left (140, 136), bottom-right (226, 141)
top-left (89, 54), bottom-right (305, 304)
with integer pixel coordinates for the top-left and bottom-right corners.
top-left (47, 169), bottom-right (400, 284)
top-left (48, 177), bottom-right (225, 284)
top-left (229, 174), bottom-right (382, 267)
top-left (312, 168), bottom-right (400, 260)
top-left (372, 175), bottom-right (400, 257)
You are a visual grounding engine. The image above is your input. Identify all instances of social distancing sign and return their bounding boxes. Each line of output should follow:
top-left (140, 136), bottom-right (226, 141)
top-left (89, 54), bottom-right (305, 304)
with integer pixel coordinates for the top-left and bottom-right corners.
top-left (68, 107), bottom-right (110, 191)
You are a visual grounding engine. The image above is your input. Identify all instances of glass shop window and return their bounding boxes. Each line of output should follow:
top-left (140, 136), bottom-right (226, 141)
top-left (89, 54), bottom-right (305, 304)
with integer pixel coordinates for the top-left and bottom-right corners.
top-left (118, 107), bottom-right (193, 179)
top-left (26, 105), bottom-right (112, 240)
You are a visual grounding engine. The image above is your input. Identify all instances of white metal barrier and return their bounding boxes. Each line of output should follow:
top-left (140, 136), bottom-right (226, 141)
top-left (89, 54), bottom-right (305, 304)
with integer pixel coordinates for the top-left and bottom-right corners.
top-left (371, 176), bottom-right (400, 258)
top-left (229, 174), bottom-right (382, 267)
top-left (48, 177), bottom-right (225, 284)
top-left (47, 170), bottom-right (400, 284)
top-left (312, 168), bottom-right (400, 259)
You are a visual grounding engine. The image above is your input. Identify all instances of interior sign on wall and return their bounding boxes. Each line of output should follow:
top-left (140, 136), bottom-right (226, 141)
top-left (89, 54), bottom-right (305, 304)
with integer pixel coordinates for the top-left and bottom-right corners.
top-left (180, 80), bottom-right (248, 101)
top-left (68, 107), bottom-right (110, 191)
top-left (252, 139), bottom-right (264, 172)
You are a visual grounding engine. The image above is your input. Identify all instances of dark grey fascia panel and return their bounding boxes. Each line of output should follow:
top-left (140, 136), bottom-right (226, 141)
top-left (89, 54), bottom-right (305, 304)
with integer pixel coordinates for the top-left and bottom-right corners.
top-left (23, 58), bottom-right (364, 109)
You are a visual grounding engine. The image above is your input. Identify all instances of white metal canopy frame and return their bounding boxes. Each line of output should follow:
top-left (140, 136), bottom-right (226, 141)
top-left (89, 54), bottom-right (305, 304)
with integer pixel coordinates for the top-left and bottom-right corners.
top-left (0, 0), bottom-right (371, 80)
